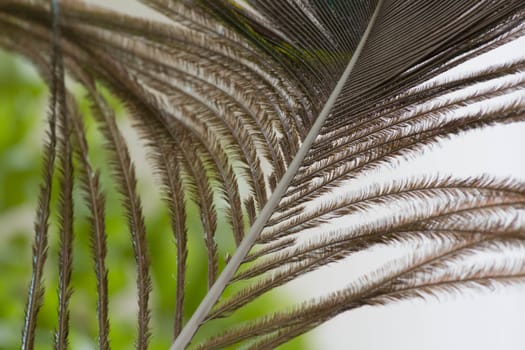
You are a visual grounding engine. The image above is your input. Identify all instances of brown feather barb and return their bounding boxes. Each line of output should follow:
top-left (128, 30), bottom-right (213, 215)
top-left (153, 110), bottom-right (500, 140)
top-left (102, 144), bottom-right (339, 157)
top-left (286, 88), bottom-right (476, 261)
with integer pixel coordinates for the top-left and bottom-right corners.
top-left (0, 0), bottom-right (523, 349)
top-left (20, 1), bottom-right (62, 349)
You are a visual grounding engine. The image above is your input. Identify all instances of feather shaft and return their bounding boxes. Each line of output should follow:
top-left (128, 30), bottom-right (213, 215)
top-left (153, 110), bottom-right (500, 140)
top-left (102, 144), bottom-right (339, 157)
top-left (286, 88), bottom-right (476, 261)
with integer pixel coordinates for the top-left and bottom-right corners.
top-left (170, 2), bottom-right (384, 348)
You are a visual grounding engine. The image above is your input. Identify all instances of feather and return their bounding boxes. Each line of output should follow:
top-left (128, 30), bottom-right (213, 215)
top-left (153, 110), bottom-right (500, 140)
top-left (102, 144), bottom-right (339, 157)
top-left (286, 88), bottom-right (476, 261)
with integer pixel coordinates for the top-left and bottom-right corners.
top-left (69, 97), bottom-right (111, 350)
top-left (125, 99), bottom-right (189, 338)
top-left (1, 0), bottom-right (524, 349)
top-left (20, 2), bottom-right (62, 349)
top-left (208, 179), bottom-right (525, 320)
top-left (78, 72), bottom-right (152, 349)
top-left (54, 17), bottom-right (74, 350)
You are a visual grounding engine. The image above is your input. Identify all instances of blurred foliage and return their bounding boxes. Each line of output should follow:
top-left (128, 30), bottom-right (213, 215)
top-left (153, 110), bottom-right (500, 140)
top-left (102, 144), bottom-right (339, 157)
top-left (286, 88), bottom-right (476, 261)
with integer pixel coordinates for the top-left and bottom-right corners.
top-left (0, 50), bottom-right (307, 350)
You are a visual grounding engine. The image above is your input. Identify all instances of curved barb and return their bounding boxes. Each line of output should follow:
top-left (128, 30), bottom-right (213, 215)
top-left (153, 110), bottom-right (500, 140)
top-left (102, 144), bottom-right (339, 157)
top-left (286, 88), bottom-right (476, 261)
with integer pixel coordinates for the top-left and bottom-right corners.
top-left (21, 0), bottom-right (63, 349)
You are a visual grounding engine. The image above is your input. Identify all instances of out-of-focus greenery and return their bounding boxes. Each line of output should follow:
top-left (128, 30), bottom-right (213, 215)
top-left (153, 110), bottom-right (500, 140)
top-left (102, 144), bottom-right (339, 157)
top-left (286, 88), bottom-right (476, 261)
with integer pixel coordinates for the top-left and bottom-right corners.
top-left (0, 50), bottom-right (307, 350)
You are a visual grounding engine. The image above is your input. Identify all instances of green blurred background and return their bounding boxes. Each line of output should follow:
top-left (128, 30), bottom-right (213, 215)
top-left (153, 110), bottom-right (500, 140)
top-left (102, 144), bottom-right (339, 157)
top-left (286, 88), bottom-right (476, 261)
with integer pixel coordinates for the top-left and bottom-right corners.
top-left (0, 50), bottom-right (307, 349)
